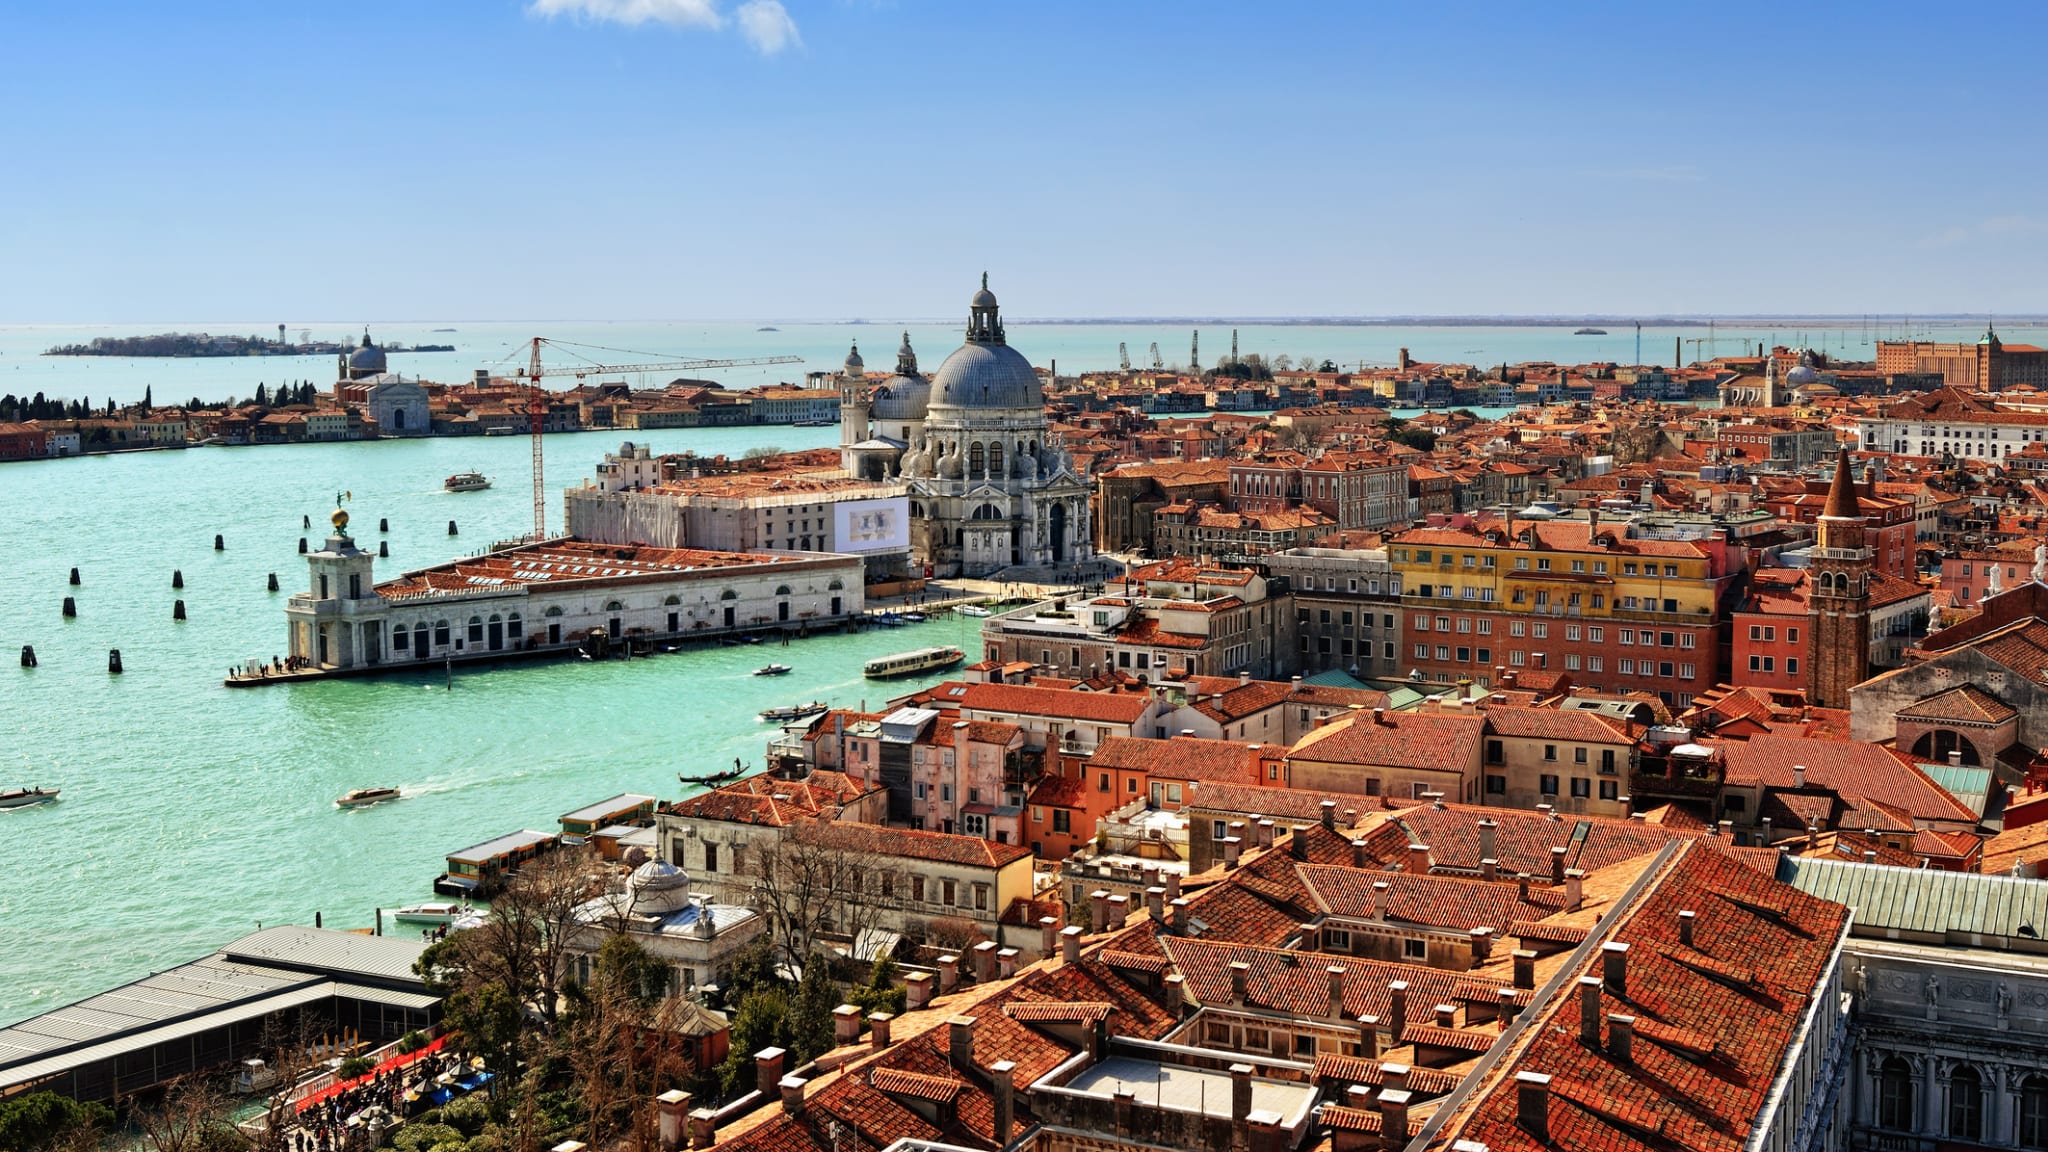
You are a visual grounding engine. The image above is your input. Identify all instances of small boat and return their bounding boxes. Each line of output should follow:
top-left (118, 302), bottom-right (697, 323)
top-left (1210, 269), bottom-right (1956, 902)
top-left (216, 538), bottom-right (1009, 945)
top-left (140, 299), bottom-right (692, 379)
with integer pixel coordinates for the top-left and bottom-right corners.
top-left (957, 605), bottom-right (992, 618)
top-left (792, 418), bottom-right (836, 427)
top-left (876, 613), bottom-right (905, 627)
top-left (864, 645), bottom-right (966, 679)
top-left (754, 663), bottom-right (793, 676)
top-left (756, 326), bottom-right (780, 332)
top-left (902, 612), bottom-right (927, 623)
top-left (1574, 327), bottom-right (1607, 336)
top-left (444, 471), bottom-right (491, 492)
top-left (484, 426), bottom-right (521, 436)
top-left (392, 901), bottom-right (469, 925)
top-left (739, 634), bottom-right (765, 645)
top-left (0, 787), bottom-right (59, 809)
top-left (759, 701), bottom-right (828, 723)
top-left (335, 787), bottom-right (401, 809)
top-left (681, 763), bottom-right (748, 786)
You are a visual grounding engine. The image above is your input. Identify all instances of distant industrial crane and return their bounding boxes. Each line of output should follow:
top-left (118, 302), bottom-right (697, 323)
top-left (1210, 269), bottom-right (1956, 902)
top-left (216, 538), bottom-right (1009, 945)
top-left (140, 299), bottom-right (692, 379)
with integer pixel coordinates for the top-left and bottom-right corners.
top-left (501, 337), bottom-right (804, 542)
top-left (1190, 330), bottom-right (1200, 374)
top-left (1149, 343), bottom-right (1163, 369)
top-left (1683, 320), bottom-right (1732, 364)
top-left (1118, 342), bottom-right (1130, 371)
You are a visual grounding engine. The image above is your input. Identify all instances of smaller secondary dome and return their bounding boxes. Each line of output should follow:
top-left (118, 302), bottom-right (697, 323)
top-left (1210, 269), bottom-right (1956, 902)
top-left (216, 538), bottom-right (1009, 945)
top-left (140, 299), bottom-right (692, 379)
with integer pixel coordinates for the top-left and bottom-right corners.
top-left (971, 274), bottom-right (998, 309)
top-left (844, 343), bottom-right (864, 373)
top-left (628, 859), bottom-right (692, 915)
top-left (1784, 349), bottom-right (1820, 386)
top-left (348, 331), bottom-right (386, 375)
top-left (871, 333), bottom-right (929, 421)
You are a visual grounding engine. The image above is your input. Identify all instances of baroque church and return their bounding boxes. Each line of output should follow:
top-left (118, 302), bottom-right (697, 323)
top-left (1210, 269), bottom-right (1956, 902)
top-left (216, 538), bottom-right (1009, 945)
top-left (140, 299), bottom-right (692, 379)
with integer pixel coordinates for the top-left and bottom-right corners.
top-left (838, 276), bottom-right (1091, 577)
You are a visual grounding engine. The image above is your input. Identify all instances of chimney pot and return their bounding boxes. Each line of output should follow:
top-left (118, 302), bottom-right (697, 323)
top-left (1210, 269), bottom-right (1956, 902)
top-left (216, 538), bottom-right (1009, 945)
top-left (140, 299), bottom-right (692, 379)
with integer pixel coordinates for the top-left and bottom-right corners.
top-left (1224, 836), bottom-right (1244, 868)
top-left (905, 971), bottom-right (933, 1009)
top-left (1040, 915), bottom-right (1060, 956)
top-left (1230, 1063), bottom-right (1255, 1129)
top-left (1515, 1071), bottom-right (1551, 1139)
top-left (1513, 949), bottom-right (1537, 990)
top-left (833, 1003), bottom-right (862, 1045)
top-left (1793, 764), bottom-right (1807, 789)
top-left (1299, 921), bottom-right (1321, 951)
top-left (1170, 897), bottom-right (1190, 933)
top-left (1433, 1003), bottom-right (1457, 1029)
top-left (948, 1015), bottom-right (977, 1073)
top-left (688, 1109), bottom-right (717, 1150)
top-left (1608, 1013), bottom-right (1636, 1063)
top-left (1602, 941), bottom-right (1630, 998)
top-left (658, 1091), bottom-right (692, 1152)
top-left (1550, 845), bottom-right (1567, 884)
top-left (1230, 960), bottom-right (1253, 1004)
top-left (779, 1074), bottom-right (806, 1116)
top-left (1326, 965), bottom-right (1347, 1018)
top-left (1352, 838), bottom-right (1372, 869)
top-left (1061, 925), bottom-right (1084, 965)
top-left (1291, 826), bottom-right (1310, 860)
top-left (1679, 909), bottom-right (1696, 947)
top-left (1146, 886), bottom-right (1167, 923)
top-left (754, 1047), bottom-right (787, 1099)
top-left (1408, 843), bottom-right (1432, 873)
top-left (1372, 880), bottom-right (1391, 921)
top-left (868, 1012), bottom-right (893, 1051)
top-left (1090, 889), bottom-right (1111, 927)
top-left (1387, 980), bottom-right (1410, 1038)
top-left (1481, 856), bottom-right (1498, 882)
top-left (1470, 926), bottom-right (1494, 961)
top-left (1578, 975), bottom-right (1603, 1046)
top-left (1498, 987), bottom-right (1520, 1026)
top-left (1321, 799), bottom-right (1338, 830)
top-left (997, 946), bottom-right (1020, 979)
top-left (990, 1060), bottom-right (1017, 1146)
top-left (1377, 1089), bottom-right (1412, 1150)
top-left (937, 954), bottom-right (960, 992)
top-left (1105, 895), bottom-right (1128, 932)
top-left (1356, 1013), bottom-right (1383, 1058)
top-left (1164, 972), bottom-right (1185, 1009)
top-left (1564, 868), bottom-right (1584, 911)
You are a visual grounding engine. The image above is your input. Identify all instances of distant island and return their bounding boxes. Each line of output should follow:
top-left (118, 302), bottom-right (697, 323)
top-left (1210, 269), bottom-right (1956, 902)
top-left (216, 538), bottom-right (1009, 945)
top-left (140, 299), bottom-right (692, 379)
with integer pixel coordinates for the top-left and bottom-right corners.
top-left (45, 332), bottom-right (455, 358)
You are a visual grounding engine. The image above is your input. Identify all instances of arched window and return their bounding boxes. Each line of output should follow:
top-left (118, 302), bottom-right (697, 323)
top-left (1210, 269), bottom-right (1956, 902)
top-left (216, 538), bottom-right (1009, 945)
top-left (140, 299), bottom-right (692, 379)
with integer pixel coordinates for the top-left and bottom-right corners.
top-left (1878, 1057), bottom-right (1914, 1131)
top-left (435, 620), bottom-right (451, 646)
top-left (508, 612), bottom-right (523, 639)
top-left (544, 605), bottom-right (565, 617)
top-left (720, 589), bottom-right (738, 601)
top-left (828, 577), bottom-right (844, 590)
top-left (969, 442), bottom-right (985, 478)
top-left (664, 594), bottom-right (682, 605)
top-left (989, 442), bottom-right (1004, 477)
top-left (466, 615), bottom-right (483, 643)
top-left (1950, 1065), bottom-right (1983, 1140)
top-left (2020, 1074), bottom-right (2048, 1149)
top-left (973, 503), bottom-right (1001, 521)
top-left (604, 600), bottom-right (624, 612)
top-left (392, 623), bottom-right (410, 652)
top-left (489, 613), bottom-right (502, 623)
top-left (775, 585), bottom-right (792, 596)
top-left (414, 622), bottom-right (429, 653)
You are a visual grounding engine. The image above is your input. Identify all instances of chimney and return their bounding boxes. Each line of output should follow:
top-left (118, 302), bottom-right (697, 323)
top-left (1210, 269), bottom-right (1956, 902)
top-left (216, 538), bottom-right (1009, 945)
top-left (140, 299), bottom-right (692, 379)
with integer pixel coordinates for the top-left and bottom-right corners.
top-left (1164, 972), bottom-right (1185, 1010)
top-left (1381, 1064), bottom-right (1410, 1094)
top-left (1602, 942), bottom-right (1629, 998)
top-left (1165, 870), bottom-right (1183, 901)
top-left (1515, 1072), bottom-right (1551, 1139)
top-left (657, 1091), bottom-right (692, 1152)
top-left (990, 1060), bottom-right (1017, 1146)
top-left (1950, 749), bottom-right (1963, 766)
top-left (905, 972), bottom-right (933, 1009)
top-left (975, 940), bottom-right (1001, 982)
top-left (1373, 707), bottom-right (1387, 725)
top-left (1478, 819), bottom-right (1498, 866)
top-left (1356, 1014), bottom-right (1383, 1058)
top-left (1113, 1089), bottom-right (1135, 1136)
top-left (1517, 874), bottom-right (1530, 902)
top-left (755, 1048), bottom-right (787, 1099)
top-left (1254, 819), bottom-right (1276, 849)
top-left (1061, 925), bottom-right (1084, 966)
top-left (1470, 926), bottom-right (1494, 962)
top-left (1230, 960), bottom-right (1252, 1005)
top-left (1481, 857), bottom-right (1499, 882)
top-left (1326, 965), bottom-right (1348, 1018)
top-left (1146, 886), bottom-right (1166, 923)
top-left (1377, 1090), bottom-right (1411, 1150)
top-left (1498, 987), bottom-right (1520, 1027)
top-left (1408, 843), bottom-right (1432, 873)
top-left (1300, 921), bottom-right (1321, 951)
top-left (1090, 890), bottom-right (1111, 928)
top-left (1718, 819), bottom-right (1734, 838)
top-left (937, 954), bottom-right (960, 992)
top-left (1322, 799), bottom-right (1338, 830)
top-left (1433, 1003), bottom-right (1457, 1029)
top-left (1106, 895), bottom-right (1128, 932)
top-left (1040, 915), bottom-right (1060, 956)
top-left (1793, 764), bottom-right (1806, 789)
top-left (833, 1003), bottom-right (862, 1045)
top-left (1224, 836), bottom-right (1244, 868)
top-left (1387, 980), bottom-right (1410, 1039)
top-left (1577, 976), bottom-right (1602, 1046)
top-left (1230, 1064), bottom-right (1255, 1133)
top-left (1564, 868), bottom-right (1584, 912)
top-left (1550, 845), bottom-right (1567, 885)
top-left (779, 1075), bottom-right (806, 1116)
top-left (1513, 949), bottom-right (1537, 990)
top-left (868, 1012), bottom-right (893, 1051)
top-left (1170, 897), bottom-right (1190, 933)
top-left (948, 1016), bottom-right (977, 1074)
top-left (1352, 839), bottom-right (1372, 868)
top-left (1608, 1014), bottom-right (1635, 1063)
top-left (1291, 826), bottom-right (1311, 860)
top-left (1679, 909), bottom-right (1696, 947)
top-left (1372, 880), bottom-right (1391, 921)
top-left (688, 1108), bottom-right (717, 1150)
top-left (1619, 794), bottom-right (1632, 818)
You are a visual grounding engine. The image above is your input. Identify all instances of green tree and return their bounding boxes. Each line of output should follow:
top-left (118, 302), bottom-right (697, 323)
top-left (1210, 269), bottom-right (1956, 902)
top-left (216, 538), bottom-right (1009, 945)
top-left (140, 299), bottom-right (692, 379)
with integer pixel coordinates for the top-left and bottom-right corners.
top-left (0, 1091), bottom-right (112, 1152)
top-left (716, 989), bottom-right (791, 1098)
top-left (786, 957), bottom-right (839, 1063)
top-left (143, 385), bottom-right (153, 408)
top-left (846, 954), bottom-right (907, 1019)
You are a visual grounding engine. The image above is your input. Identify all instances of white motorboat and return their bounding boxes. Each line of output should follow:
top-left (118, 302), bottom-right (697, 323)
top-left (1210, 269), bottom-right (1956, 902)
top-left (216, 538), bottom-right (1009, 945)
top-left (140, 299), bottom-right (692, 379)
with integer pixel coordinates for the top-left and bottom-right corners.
top-left (335, 787), bottom-right (401, 809)
top-left (864, 646), bottom-right (965, 679)
top-left (0, 787), bottom-right (59, 809)
top-left (392, 901), bottom-right (469, 925)
top-left (957, 605), bottom-right (992, 617)
top-left (444, 470), bottom-right (491, 492)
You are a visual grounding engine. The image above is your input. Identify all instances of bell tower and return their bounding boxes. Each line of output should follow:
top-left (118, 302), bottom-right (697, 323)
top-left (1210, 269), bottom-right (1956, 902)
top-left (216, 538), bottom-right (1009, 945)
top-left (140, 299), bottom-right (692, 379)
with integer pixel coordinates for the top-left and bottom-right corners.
top-left (1808, 449), bottom-right (1872, 707)
top-left (838, 342), bottom-right (868, 470)
top-left (287, 503), bottom-right (383, 669)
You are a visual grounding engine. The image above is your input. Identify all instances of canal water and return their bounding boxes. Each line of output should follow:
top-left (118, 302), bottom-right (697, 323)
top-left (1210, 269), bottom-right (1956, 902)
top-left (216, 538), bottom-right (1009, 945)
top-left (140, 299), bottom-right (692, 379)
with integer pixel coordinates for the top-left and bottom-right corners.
top-left (0, 423), bottom-right (988, 1026)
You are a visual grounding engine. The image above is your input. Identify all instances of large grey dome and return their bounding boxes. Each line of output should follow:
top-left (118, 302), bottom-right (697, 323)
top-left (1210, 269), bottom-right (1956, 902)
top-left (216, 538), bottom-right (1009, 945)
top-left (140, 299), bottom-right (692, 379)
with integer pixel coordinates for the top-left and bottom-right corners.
top-left (348, 332), bottom-right (386, 375)
top-left (932, 342), bottom-right (1043, 409)
top-left (1785, 350), bottom-right (1820, 386)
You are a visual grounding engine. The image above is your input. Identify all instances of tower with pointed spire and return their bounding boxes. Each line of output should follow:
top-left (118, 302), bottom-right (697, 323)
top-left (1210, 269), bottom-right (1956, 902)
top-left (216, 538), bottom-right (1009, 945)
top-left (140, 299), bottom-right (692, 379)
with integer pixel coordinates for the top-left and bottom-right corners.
top-left (1808, 448), bottom-right (1873, 707)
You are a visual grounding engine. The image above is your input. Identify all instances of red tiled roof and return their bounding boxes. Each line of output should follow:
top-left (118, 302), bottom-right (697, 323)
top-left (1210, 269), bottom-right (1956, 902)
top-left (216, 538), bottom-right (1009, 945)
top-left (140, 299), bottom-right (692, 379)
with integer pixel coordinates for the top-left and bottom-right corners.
top-left (960, 682), bottom-right (1155, 724)
top-left (1299, 865), bottom-right (1561, 932)
top-left (1089, 736), bottom-right (1269, 785)
top-left (1483, 705), bottom-right (1632, 743)
top-left (1288, 710), bottom-right (1486, 772)
top-left (868, 1068), bottom-right (963, 1103)
top-left (1718, 734), bottom-right (1977, 824)
top-left (803, 820), bottom-right (1034, 869)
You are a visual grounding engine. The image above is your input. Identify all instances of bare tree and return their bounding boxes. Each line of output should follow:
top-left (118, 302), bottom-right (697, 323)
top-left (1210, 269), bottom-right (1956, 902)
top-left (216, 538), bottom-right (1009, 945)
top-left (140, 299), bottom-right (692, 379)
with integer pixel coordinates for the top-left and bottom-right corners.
top-left (482, 844), bottom-right (605, 1030)
top-left (134, 1075), bottom-right (241, 1152)
top-left (747, 820), bottom-right (886, 967)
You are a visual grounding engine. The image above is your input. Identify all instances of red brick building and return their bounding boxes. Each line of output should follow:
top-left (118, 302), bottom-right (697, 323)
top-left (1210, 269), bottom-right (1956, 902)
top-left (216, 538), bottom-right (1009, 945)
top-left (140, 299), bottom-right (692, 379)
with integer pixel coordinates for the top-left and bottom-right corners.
top-left (0, 422), bottom-right (48, 461)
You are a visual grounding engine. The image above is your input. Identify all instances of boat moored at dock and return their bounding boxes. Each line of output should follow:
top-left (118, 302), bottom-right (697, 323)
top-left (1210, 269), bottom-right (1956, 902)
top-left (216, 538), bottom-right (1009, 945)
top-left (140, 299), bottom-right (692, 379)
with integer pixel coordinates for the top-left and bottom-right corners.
top-left (759, 700), bottom-right (828, 723)
top-left (391, 900), bottom-right (469, 925)
top-left (863, 645), bottom-right (964, 679)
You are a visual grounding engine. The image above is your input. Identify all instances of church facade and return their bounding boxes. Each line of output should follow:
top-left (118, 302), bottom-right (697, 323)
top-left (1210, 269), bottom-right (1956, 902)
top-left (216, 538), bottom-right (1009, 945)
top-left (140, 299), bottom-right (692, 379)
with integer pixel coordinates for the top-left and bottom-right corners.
top-left (839, 277), bottom-right (1092, 577)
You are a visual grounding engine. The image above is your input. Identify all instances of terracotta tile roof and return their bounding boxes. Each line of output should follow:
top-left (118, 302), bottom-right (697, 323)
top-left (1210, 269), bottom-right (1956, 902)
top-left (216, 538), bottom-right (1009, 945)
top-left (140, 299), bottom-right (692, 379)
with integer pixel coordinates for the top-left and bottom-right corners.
top-left (868, 1067), bottom-right (964, 1103)
top-left (1090, 736), bottom-right (1269, 785)
top-left (1718, 734), bottom-right (1977, 824)
top-left (1509, 920), bottom-right (1589, 947)
top-left (1299, 865), bottom-right (1561, 932)
top-left (1401, 1022), bottom-right (1496, 1054)
top-left (661, 770), bottom-right (872, 826)
top-left (960, 682), bottom-right (1155, 725)
top-left (1365, 802), bottom-right (1687, 877)
top-left (1483, 705), bottom-right (1632, 743)
top-left (1025, 773), bottom-right (1089, 808)
top-left (805, 820), bottom-right (1034, 869)
top-left (1001, 1001), bottom-right (1112, 1023)
top-left (1114, 617), bottom-right (1210, 649)
top-left (1288, 710), bottom-right (1486, 772)
top-left (1311, 1054), bottom-right (1463, 1098)
top-left (1184, 782), bottom-right (1378, 822)
top-left (1436, 843), bottom-right (1851, 1152)
top-left (1165, 936), bottom-right (1527, 1019)
top-left (1896, 684), bottom-right (2017, 724)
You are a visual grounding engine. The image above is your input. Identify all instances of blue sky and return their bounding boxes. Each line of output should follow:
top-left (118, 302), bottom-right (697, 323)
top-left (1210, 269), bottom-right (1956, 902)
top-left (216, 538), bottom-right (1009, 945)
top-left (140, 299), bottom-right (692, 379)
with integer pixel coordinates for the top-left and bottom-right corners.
top-left (1, 1), bottom-right (2044, 321)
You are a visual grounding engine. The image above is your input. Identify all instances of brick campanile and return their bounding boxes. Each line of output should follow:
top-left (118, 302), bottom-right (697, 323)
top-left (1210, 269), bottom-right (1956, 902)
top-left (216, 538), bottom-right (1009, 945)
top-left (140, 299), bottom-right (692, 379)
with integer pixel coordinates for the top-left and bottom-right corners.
top-left (1808, 449), bottom-right (1872, 708)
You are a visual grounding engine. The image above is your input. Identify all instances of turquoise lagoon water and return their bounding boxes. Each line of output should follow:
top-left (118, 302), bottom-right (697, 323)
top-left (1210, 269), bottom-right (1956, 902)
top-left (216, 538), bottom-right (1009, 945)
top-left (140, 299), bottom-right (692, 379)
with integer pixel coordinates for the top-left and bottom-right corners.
top-left (0, 422), bottom-right (995, 1027)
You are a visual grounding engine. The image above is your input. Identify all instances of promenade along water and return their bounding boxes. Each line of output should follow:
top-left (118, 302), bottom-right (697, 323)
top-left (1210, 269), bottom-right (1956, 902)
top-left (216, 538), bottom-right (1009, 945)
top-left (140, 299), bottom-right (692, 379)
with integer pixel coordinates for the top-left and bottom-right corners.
top-left (0, 422), bottom-right (988, 1027)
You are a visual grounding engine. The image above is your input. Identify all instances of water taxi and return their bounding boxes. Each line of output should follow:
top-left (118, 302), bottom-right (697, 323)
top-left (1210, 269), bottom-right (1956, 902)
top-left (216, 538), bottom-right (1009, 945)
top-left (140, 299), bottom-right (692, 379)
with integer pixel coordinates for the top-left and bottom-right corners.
top-left (335, 787), bottom-right (401, 809)
top-left (864, 645), bottom-right (965, 679)
top-left (759, 701), bottom-right (828, 723)
top-left (444, 471), bottom-right (491, 492)
top-left (0, 786), bottom-right (59, 809)
top-left (392, 900), bottom-right (470, 926)
top-left (957, 605), bottom-right (992, 617)
top-left (754, 663), bottom-right (793, 676)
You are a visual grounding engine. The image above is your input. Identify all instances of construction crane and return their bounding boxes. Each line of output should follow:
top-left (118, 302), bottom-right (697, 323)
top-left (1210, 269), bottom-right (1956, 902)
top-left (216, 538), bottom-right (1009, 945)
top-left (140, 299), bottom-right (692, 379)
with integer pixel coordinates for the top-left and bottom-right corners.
top-left (502, 337), bottom-right (804, 542)
top-left (1149, 343), bottom-right (1163, 369)
top-left (1190, 330), bottom-right (1200, 374)
top-left (1118, 342), bottom-right (1130, 371)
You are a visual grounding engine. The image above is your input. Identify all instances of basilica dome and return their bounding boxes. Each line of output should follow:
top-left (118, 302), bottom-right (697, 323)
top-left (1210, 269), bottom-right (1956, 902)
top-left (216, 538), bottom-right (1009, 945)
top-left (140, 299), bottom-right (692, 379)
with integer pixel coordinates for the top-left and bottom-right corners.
top-left (871, 332), bottom-right (931, 422)
top-left (348, 331), bottom-right (387, 376)
top-left (1784, 350), bottom-right (1820, 386)
top-left (930, 276), bottom-right (1043, 411)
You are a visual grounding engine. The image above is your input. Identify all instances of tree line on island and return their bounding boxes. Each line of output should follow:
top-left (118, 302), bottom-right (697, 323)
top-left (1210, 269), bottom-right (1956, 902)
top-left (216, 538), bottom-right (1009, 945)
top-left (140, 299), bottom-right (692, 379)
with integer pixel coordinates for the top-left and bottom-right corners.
top-left (45, 333), bottom-right (453, 358)
top-left (1, 383), bottom-right (323, 423)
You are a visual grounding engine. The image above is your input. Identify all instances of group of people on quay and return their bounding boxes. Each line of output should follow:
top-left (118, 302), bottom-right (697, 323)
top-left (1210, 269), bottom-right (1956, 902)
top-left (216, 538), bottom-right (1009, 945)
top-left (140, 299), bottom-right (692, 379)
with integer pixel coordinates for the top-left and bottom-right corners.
top-left (282, 1044), bottom-right (479, 1152)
